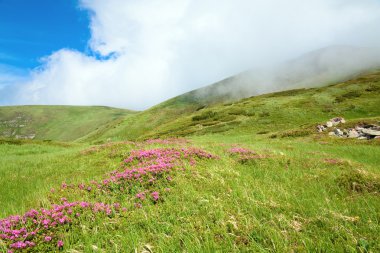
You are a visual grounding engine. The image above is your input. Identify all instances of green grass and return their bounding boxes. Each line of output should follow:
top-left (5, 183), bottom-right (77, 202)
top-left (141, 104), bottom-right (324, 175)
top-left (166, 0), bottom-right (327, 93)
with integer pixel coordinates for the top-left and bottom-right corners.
top-left (0, 71), bottom-right (380, 252)
top-left (88, 70), bottom-right (380, 142)
top-left (1, 135), bottom-right (379, 252)
top-left (0, 105), bottom-right (134, 141)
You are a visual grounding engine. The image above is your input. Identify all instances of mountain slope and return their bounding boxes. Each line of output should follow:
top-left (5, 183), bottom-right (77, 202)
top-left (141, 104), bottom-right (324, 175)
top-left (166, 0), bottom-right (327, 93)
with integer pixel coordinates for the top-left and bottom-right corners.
top-left (81, 46), bottom-right (380, 142)
top-left (88, 69), bottom-right (380, 142)
top-left (172, 45), bottom-right (380, 107)
top-left (0, 105), bottom-right (134, 141)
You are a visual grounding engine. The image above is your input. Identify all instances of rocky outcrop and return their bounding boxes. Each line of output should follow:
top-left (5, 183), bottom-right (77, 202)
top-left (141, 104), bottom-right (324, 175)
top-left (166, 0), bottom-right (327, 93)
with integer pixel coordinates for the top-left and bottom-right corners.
top-left (317, 117), bottom-right (346, 132)
top-left (317, 117), bottom-right (380, 140)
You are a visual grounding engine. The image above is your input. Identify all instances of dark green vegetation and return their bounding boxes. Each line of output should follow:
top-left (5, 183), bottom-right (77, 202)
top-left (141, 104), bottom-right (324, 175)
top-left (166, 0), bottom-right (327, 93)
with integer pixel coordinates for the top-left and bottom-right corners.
top-left (0, 70), bottom-right (379, 252)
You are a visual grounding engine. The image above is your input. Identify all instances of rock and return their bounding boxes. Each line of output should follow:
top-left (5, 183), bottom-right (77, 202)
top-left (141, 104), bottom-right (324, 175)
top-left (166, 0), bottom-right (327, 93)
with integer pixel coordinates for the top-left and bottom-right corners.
top-left (317, 125), bottom-right (325, 132)
top-left (355, 126), bottom-right (364, 131)
top-left (330, 117), bottom-right (345, 126)
top-left (326, 121), bottom-right (333, 127)
top-left (334, 128), bottom-right (344, 136)
top-left (358, 136), bottom-right (368, 140)
top-left (361, 129), bottom-right (380, 136)
top-left (348, 129), bottom-right (359, 138)
top-left (328, 132), bottom-right (336, 136)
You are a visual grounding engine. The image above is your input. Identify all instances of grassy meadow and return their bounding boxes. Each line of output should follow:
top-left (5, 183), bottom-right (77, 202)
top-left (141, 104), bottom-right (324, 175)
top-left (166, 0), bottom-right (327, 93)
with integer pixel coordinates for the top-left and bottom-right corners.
top-left (0, 106), bottom-right (134, 142)
top-left (0, 71), bottom-right (379, 252)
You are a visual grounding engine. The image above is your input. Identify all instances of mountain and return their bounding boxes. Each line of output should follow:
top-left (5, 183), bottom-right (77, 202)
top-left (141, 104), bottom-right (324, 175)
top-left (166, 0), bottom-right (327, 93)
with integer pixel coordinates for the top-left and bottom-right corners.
top-left (0, 105), bottom-right (134, 141)
top-left (85, 69), bottom-right (380, 142)
top-left (2, 46), bottom-right (379, 143)
top-left (180, 45), bottom-right (380, 106)
top-left (80, 46), bottom-right (380, 142)
top-left (1, 56), bottom-right (380, 252)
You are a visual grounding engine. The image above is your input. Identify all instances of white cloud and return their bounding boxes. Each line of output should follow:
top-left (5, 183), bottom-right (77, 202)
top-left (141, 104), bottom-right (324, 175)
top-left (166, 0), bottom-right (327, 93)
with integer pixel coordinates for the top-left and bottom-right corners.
top-left (6, 0), bottom-right (380, 109)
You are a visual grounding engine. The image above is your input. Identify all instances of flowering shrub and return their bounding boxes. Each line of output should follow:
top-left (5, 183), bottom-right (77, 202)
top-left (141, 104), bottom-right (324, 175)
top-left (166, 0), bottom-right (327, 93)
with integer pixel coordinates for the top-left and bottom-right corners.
top-left (228, 147), bottom-right (256, 155)
top-left (1, 145), bottom-right (217, 252)
top-left (227, 147), bottom-right (268, 163)
top-left (0, 201), bottom-right (123, 252)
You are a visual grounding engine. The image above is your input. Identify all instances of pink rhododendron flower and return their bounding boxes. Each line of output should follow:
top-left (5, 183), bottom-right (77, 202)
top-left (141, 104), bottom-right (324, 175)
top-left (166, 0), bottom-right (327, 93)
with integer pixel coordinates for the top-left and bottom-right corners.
top-left (151, 191), bottom-right (159, 201)
top-left (57, 240), bottom-right (64, 248)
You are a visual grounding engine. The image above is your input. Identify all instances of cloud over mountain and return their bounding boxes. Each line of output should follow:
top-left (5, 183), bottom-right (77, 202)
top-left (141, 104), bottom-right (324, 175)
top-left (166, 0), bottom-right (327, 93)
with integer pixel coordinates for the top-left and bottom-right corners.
top-left (4, 0), bottom-right (380, 109)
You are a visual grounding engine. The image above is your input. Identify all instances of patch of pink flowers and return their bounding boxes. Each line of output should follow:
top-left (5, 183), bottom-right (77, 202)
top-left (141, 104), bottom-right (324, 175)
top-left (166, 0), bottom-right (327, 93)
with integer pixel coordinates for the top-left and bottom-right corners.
top-left (151, 191), bottom-right (160, 202)
top-left (67, 147), bottom-right (218, 195)
top-left (228, 147), bottom-right (256, 155)
top-left (227, 147), bottom-right (268, 163)
top-left (0, 201), bottom-right (119, 251)
top-left (1, 143), bottom-right (217, 252)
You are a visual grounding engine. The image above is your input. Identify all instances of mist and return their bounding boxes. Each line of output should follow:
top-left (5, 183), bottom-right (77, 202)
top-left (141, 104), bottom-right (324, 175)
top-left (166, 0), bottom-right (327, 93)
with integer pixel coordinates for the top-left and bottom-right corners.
top-left (194, 46), bottom-right (380, 103)
top-left (2, 0), bottom-right (380, 110)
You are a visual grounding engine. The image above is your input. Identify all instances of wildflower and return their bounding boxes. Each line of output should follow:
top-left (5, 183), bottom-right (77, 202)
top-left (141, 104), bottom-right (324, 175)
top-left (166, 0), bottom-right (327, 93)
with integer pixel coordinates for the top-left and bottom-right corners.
top-left (113, 203), bottom-right (121, 210)
top-left (151, 191), bottom-right (159, 201)
top-left (136, 192), bottom-right (145, 200)
top-left (57, 240), bottom-right (64, 248)
top-left (45, 236), bottom-right (52, 242)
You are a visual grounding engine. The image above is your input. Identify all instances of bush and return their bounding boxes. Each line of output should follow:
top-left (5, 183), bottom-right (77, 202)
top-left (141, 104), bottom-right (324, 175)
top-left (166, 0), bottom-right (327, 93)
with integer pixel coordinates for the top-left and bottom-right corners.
top-left (280, 129), bottom-right (311, 138)
top-left (218, 114), bottom-right (237, 122)
top-left (322, 105), bottom-right (334, 113)
top-left (342, 91), bottom-right (361, 98)
top-left (192, 111), bottom-right (217, 121)
top-left (259, 111), bottom-right (270, 117)
top-left (196, 105), bottom-right (206, 111)
top-left (245, 111), bottom-right (256, 117)
top-left (228, 108), bottom-right (247, 115)
top-left (365, 85), bottom-right (380, 92)
top-left (337, 170), bottom-right (380, 193)
top-left (335, 90), bottom-right (361, 103)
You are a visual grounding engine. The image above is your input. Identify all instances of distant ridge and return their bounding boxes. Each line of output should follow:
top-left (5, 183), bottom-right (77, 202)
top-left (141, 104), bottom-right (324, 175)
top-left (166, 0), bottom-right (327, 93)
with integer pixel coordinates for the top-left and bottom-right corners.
top-left (173, 45), bottom-right (380, 106)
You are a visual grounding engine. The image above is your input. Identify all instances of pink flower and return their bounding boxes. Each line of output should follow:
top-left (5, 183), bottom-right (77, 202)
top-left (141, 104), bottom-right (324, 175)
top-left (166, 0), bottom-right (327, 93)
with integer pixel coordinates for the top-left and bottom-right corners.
top-left (45, 236), bottom-right (52, 242)
top-left (151, 191), bottom-right (159, 201)
top-left (57, 240), bottom-right (64, 248)
top-left (136, 192), bottom-right (145, 200)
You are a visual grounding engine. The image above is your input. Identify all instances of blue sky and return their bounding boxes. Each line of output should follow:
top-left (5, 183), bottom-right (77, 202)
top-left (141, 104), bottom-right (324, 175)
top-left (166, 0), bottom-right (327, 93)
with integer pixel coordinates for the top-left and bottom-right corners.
top-left (0, 0), bottom-right (89, 70)
top-left (1, 0), bottom-right (380, 109)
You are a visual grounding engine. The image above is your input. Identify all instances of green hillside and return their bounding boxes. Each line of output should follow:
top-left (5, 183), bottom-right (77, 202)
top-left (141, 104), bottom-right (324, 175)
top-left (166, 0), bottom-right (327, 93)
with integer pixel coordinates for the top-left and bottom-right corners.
top-left (89, 70), bottom-right (380, 142)
top-left (0, 71), bottom-right (379, 252)
top-left (0, 105), bottom-right (134, 142)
